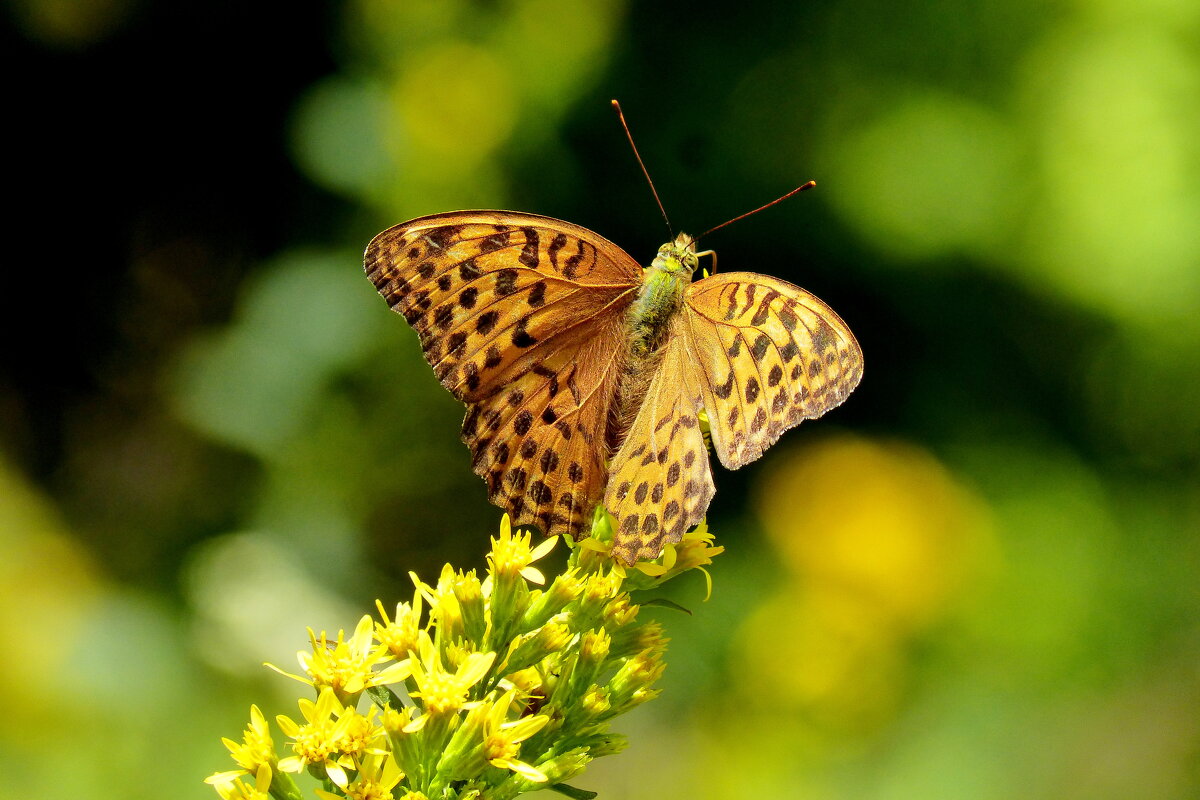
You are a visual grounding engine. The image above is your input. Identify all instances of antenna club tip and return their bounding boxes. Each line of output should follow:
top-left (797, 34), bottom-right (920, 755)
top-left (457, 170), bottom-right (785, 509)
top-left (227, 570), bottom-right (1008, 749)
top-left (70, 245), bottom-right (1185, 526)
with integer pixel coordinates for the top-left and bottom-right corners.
top-left (802, 180), bottom-right (817, 190)
top-left (610, 99), bottom-right (621, 109)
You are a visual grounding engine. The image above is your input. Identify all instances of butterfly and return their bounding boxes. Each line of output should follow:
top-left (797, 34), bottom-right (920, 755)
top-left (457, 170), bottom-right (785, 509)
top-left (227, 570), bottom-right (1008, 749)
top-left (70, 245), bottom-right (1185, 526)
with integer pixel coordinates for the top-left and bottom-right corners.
top-left (364, 207), bottom-right (862, 564)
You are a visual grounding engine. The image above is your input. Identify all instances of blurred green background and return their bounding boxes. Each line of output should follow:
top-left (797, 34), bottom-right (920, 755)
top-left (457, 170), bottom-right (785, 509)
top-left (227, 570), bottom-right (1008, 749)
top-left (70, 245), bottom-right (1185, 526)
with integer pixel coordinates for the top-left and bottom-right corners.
top-left (4, 0), bottom-right (1198, 797)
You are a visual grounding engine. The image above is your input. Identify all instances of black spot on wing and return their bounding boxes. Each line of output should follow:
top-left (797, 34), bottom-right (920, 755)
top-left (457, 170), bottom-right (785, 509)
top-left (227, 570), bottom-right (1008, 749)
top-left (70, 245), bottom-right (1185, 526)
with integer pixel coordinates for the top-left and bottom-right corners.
top-left (751, 290), bottom-right (779, 326)
top-left (495, 269), bottom-right (519, 296)
top-left (750, 334), bottom-right (770, 362)
top-left (519, 227), bottom-right (540, 268)
top-left (459, 260), bottom-right (482, 281)
top-left (512, 318), bottom-right (537, 348)
top-left (548, 233), bottom-right (568, 269)
top-left (527, 281), bottom-right (547, 307)
top-left (476, 310), bottom-right (499, 335)
top-left (425, 225), bottom-right (463, 251)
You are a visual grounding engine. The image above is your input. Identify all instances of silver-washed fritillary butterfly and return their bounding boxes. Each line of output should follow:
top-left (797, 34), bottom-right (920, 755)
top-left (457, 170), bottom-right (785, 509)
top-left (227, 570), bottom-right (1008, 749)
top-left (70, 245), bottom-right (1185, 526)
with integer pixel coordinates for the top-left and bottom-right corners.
top-left (365, 110), bottom-right (862, 564)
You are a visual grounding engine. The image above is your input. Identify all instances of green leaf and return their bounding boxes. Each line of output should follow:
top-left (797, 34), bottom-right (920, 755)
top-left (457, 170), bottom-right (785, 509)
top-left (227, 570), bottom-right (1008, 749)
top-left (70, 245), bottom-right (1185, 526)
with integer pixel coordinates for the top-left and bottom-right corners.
top-left (640, 598), bottom-right (693, 616)
top-left (365, 684), bottom-right (406, 711)
top-left (549, 783), bottom-right (599, 800)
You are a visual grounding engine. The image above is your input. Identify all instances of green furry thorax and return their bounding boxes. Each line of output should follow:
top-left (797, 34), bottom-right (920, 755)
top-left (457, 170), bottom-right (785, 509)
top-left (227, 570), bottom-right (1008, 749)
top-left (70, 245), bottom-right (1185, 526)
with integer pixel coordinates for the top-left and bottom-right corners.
top-left (628, 233), bottom-right (700, 358)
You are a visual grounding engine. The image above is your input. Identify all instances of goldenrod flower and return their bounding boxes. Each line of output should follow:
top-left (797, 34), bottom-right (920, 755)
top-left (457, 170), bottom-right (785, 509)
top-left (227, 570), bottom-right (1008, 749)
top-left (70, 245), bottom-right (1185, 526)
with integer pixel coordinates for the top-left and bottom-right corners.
top-left (314, 752), bottom-right (403, 800)
top-left (502, 666), bottom-right (545, 699)
top-left (629, 522), bottom-right (723, 598)
top-left (375, 596), bottom-right (423, 660)
top-left (570, 571), bottom-right (624, 631)
top-left (380, 707), bottom-right (424, 788)
top-left (379, 707), bottom-right (410, 734)
top-left (206, 704), bottom-right (276, 786)
top-left (579, 571), bottom-right (623, 607)
top-left (405, 631), bottom-right (495, 731)
top-left (522, 568), bottom-right (583, 629)
top-left (276, 688), bottom-right (369, 787)
top-left (212, 763), bottom-right (272, 800)
top-left (502, 620), bottom-right (572, 674)
top-left (573, 534), bottom-right (615, 571)
top-left (607, 648), bottom-right (666, 712)
top-left (610, 620), bottom-right (668, 660)
top-left (426, 564), bottom-right (466, 642)
top-left (339, 706), bottom-right (389, 760)
top-left (534, 747), bottom-right (593, 786)
top-left (583, 734), bottom-right (628, 759)
top-left (269, 616), bottom-right (411, 702)
top-left (480, 689), bottom-right (550, 781)
top-left (434, 564), bottom-right (486, 644)
top-left (580, 686), bottom-right (611, 717)
top-left (579, 629), bottom-right (610, 665)
top-left (602, 595), bottom-right (639, 629)
top-left (210, 513), bottom-right (721, 798)
top-left (488, 515), bottom-right (557, 584)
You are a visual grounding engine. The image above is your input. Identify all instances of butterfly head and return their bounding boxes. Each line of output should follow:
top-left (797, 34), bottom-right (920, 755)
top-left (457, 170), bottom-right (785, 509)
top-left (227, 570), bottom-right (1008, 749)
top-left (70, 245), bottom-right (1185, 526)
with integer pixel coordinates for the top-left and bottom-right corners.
top-left (651, 233), bottom-right (701, 277)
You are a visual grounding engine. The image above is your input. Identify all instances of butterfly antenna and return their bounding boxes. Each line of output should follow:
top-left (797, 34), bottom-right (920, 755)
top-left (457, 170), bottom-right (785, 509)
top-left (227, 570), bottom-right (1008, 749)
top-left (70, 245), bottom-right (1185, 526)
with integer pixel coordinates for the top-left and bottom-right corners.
top-left (695, 180), bottom-right (817, 243)
top-left (611, 99), bottom-right (673, 239)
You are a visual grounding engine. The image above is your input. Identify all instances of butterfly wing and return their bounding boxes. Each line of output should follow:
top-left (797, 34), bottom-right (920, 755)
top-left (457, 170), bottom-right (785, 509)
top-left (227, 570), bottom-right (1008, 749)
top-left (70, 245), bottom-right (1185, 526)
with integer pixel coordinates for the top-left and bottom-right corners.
top-left (683, 272), bottom-right (862, 469)
top-left (604, 317), bottom-right (715, 564)
top-left (365, 211), bottom-right (642, 539)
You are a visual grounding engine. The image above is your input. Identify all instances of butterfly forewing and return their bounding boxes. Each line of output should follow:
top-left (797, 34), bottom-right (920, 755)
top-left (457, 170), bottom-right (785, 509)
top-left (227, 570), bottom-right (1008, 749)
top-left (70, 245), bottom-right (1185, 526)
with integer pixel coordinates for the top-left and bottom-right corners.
top-left (682, 273), bottom-right (863, 469)
top-left (365, 212), bottom-right (642, 538)
top-left (604, 319), bottom-right (715, 564)
top-left (365, 212), bottom-right (642, 401)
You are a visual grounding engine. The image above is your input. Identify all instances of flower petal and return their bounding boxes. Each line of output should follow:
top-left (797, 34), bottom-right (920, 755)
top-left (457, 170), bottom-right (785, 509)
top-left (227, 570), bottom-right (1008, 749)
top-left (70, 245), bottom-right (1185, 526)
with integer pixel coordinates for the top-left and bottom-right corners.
top-left (325, 761), bottom-right (349, 788)
top-left (204, 770), bottom-right (247, 785)
top-left (520, 566), bottom-right (546, 585)
top-left (491, 757), bottom-right (548, 782)
top-left (530, 535), bottom-right (558, 561)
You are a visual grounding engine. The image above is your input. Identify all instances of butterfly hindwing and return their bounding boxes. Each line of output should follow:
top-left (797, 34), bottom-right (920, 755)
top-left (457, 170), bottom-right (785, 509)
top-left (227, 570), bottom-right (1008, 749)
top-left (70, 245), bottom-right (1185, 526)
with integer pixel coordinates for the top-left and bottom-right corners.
top-left (683, 272), bottom-right (863, 469)
top-left (462, 313), bottom-right (627, 540)
top-left (365, 212), bottom-right (642, 538)
top-left (605, 319), bottom-right (715, 564)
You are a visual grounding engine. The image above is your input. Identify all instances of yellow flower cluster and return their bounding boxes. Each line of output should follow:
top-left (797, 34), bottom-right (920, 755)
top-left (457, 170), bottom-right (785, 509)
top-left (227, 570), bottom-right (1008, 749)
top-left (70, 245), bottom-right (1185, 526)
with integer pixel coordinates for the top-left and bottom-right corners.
top-left (207, 513), bottom-right (721, 800)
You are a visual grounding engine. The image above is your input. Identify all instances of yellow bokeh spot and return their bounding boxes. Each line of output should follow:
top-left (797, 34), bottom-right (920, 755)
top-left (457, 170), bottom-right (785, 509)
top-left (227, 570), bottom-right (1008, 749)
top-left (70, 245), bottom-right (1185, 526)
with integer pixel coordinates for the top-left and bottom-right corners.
top-left (755, 435), bottom-right (994, 631)
top-left (733, 587), bottom-right (905, 734)
top-left (495, 0), bottom-right (626, 108)
top-left (0, 460), bottom-right (102, 741)
top-left (733, 435), bottom-right (995, 735)
top-left (390, 43), bottom-right (518, 164)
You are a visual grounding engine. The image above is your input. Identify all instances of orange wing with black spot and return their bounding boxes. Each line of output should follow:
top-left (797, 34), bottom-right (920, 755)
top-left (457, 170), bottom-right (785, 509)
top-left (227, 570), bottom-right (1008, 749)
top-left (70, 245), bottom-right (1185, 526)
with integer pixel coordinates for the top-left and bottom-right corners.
top-left (682, 272), bottom-right (863, 470)
top-left (365, 212), bottom-right (641, 539)
top-left (604, 317), bottom-right (715, 564)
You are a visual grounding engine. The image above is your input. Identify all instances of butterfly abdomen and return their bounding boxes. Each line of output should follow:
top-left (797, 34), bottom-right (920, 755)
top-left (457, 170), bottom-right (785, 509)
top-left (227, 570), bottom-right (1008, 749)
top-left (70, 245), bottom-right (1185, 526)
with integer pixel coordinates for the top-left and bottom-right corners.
top-left (606, 264), bottom-right (691, 450)
top-left (628, 265), bottom-right (689, 358)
